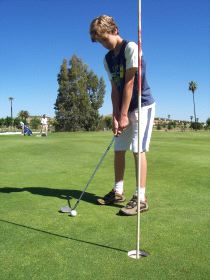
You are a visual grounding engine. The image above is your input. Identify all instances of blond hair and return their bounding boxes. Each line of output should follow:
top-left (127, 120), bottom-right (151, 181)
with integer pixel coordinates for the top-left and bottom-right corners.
top-left (90, 15), bottom-right (119, 42)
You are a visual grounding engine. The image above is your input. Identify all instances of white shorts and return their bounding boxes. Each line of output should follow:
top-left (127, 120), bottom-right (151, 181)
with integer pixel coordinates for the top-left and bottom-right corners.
top-left (115, 103), bottom-right (155, 153)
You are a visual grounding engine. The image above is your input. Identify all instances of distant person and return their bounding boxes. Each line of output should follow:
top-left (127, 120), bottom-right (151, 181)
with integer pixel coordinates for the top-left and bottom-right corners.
top-left (20, 121), bottom-right (32, 136)
top-left (20, 121), bottom-right (25, 135)
top-left (89, 15), bottom-right (155, 215)
top-left (41, 114), bottom-right (48, 136)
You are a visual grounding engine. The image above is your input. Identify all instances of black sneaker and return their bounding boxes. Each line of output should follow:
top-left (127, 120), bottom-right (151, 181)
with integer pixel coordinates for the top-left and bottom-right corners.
top-left (97, 190), bottom-right (126, 205)
top-left (119, 195), bottom-right (148, 216)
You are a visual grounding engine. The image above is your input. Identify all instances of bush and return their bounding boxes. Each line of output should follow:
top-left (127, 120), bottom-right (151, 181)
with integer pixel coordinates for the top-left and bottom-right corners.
top-left (30, 117), bottom-right (40, 129)
top-left (190, 122), bottom-right (203, 130)
top-left (13, 118), bottom-right (22, 128)
top-left (0, 118), bottom-right (5, 127)
top-left (206, 118), bottom-right (210, 129)
top-left (4, 117), bottom-right (13, 127)
top-left (157, 123), bottom-right (162, 130)
top-left (104, 116), bottom-right (112, 130)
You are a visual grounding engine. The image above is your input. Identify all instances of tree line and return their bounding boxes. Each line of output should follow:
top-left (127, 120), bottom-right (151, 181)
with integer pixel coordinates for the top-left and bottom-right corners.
top-left (0, 110), bottom-right (41, 130)
top-left (2, 57), bottom-right (209, 132)
top-left (155, 118), bottom-right (210, 131)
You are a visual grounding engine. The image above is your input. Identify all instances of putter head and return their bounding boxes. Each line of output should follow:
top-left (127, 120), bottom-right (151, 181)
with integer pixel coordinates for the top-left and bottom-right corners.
top-left (59, 195), bottom-right (72, 213)
top-left (59, 205), bottom-right (72, 213)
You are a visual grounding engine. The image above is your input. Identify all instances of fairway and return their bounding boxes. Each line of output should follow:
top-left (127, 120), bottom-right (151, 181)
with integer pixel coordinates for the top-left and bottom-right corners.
top-left (0, 131), bottom-right (209, 280)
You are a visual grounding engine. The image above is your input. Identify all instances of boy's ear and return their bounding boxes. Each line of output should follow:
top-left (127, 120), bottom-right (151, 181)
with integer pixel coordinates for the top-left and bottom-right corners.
top-left (113, 28), bottom-right (119, 35)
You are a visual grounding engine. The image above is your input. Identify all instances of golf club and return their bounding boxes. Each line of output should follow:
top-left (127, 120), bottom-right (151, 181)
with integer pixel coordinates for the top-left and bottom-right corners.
top-left (60, 136), bottom-right (115, 216)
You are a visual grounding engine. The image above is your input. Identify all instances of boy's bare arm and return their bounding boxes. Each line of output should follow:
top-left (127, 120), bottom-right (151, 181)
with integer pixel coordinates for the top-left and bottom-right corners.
top-left (118, 68), bottom-right (137, 134)
top-left (111, 81), bottom-right (120, 135)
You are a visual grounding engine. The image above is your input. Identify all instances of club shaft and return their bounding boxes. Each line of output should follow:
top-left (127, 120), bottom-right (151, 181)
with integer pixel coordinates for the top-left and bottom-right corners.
top-left (72, 136), bottom-right (115, 210)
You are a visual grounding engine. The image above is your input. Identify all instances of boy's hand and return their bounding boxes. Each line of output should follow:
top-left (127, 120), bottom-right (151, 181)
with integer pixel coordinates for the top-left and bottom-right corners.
top-left (112, 116), bottom-right (119, 135)
top-left (117, 114), bottom-right (129, 136)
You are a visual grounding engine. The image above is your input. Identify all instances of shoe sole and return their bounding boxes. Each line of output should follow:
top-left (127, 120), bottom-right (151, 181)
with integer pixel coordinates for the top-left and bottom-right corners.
top-left (119, 206), bottom-right (149, 216)
top-left (97, 198), bottom-right (126, 205)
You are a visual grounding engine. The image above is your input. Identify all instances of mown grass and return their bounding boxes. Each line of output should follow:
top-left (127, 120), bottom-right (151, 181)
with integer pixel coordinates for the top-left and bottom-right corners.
top-left (0, 131), bottom-right (209, 280)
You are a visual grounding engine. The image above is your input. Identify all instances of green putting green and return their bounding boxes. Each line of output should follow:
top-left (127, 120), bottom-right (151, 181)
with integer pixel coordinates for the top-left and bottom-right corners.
top-left (0, 131), bottom-right (209, 280)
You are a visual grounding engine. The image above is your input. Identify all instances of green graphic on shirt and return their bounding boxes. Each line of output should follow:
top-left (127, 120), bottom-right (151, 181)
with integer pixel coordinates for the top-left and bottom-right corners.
top-left (112, 63), bottom-right (124, 87)
top-left (120, 65), bottom-right (124, 78)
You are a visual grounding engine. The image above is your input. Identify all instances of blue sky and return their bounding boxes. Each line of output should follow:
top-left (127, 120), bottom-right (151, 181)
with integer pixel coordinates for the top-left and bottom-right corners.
top-left (0, 0), bottom-right (209, 122)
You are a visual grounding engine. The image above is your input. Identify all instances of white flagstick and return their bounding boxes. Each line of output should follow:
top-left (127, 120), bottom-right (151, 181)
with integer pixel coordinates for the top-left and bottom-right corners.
top-left (136, 0), bottom-right (142, 260)
top-left (128, 0), bottom-right (149, 259)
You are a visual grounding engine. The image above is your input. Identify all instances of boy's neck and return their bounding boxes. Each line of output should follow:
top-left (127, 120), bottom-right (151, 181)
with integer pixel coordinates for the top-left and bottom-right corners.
top-left (113, 37), bottom-right (124, 55)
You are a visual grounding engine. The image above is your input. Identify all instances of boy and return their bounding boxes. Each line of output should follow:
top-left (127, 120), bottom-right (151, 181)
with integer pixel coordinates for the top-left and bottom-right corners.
top-left (90, 15), bottom-right (155, 215)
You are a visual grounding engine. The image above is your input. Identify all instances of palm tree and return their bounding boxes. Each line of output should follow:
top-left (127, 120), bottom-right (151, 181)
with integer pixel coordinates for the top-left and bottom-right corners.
top-left (8, 97), bottom-right (14, 119)
top-left (18, 110), bottom-right (29, 123)
top-left (190, 116), bottom-right (193, 123)
top-left (188, 81), bottom-right (197, 124)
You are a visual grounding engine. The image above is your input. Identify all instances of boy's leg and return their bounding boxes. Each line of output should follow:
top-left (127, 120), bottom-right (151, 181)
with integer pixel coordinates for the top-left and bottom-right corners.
top-left (114, 150), bottom-right (126, 194)
top-left (97, 124), bottom-right (133, 205)
top-left (119, 151), bottom-right (149, 215)
top-left (134, 152), bottom-right (147, 201)
top-left (119, 104), bottom-right (155, 215)
top-left (97, 150), bottom-right (126, 205)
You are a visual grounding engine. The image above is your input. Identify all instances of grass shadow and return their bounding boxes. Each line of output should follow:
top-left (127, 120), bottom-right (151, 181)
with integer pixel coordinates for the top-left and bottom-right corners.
top-left (0, 187), bottom-right (122, 208)
top-left (0, 218), bottom-right (127, 254)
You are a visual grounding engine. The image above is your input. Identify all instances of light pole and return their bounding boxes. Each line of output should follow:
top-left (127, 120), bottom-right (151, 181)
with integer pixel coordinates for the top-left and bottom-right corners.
top-left (8, 97), bottom-right (14, 119)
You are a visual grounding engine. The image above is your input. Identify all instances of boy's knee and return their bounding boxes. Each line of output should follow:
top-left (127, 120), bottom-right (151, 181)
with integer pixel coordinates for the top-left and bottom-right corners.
top-left (115, 150), bottom-right (126, 157)
top-left (133, 152), bottom-right (146, 158)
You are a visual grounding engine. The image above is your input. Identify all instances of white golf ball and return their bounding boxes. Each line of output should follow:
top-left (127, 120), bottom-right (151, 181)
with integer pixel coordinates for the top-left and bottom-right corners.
top-left (70, 210), bottom-right (77, 217)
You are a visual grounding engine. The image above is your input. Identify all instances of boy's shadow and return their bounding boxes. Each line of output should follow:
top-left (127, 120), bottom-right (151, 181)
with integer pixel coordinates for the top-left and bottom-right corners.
top-left (0, 187), bottom-right (122, 208)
